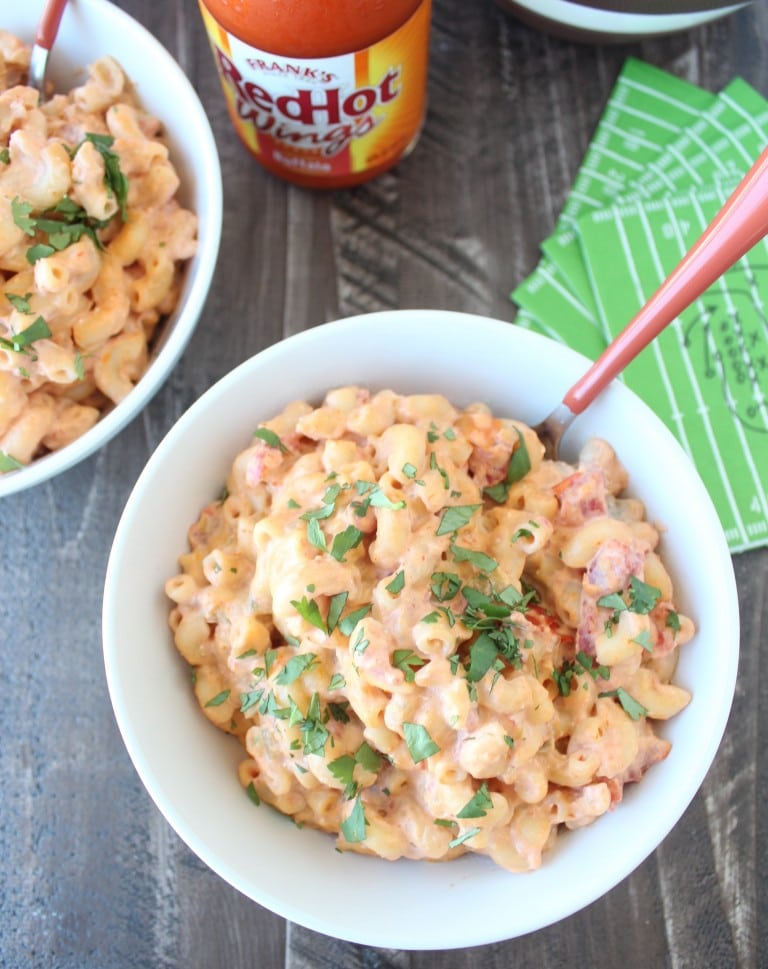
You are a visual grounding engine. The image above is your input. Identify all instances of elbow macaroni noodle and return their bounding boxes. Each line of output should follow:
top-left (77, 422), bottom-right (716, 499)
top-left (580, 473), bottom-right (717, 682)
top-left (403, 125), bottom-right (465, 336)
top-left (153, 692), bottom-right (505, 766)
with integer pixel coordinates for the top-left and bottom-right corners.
top-left (166, 387), bottom-right (696, 872)
top-left (0, 32), bottom-right (197, 469)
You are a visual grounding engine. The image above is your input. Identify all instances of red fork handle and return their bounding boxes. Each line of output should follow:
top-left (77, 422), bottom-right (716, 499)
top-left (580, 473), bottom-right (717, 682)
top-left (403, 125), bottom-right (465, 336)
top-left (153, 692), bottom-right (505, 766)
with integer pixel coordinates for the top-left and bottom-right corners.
top-left (34, 0), bottom-right (69, 51)
top-left (562, 143), bottom-right (768, 416)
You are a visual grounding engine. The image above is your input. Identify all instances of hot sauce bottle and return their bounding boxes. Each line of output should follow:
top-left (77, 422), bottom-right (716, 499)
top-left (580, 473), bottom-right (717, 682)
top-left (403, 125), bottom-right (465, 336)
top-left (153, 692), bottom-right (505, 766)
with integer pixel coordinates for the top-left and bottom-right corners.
top-left (198, 0), bottom-right (432, 188)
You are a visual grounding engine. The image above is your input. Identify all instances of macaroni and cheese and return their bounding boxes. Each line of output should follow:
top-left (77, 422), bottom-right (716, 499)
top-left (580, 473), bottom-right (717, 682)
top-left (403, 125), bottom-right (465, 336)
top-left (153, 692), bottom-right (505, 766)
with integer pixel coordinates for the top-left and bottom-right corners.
top-left (166, 387), bottom-right (695, 872)
top-left (0, 32), bottom-right (197, 470)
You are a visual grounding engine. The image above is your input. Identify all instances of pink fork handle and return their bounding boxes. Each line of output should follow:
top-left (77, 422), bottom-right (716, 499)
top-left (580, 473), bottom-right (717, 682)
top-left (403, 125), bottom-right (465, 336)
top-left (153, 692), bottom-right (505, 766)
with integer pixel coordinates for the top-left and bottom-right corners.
top-left (563, 143), bottom-right (768, 416)
top-left (34, 0), bottom-right (68, 51)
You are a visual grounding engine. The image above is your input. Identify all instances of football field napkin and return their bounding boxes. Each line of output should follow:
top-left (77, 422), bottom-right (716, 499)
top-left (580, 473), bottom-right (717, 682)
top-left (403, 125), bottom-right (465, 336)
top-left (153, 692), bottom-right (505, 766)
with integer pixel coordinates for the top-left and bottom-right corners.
top-left (511, 60), bottom-right (768, 553)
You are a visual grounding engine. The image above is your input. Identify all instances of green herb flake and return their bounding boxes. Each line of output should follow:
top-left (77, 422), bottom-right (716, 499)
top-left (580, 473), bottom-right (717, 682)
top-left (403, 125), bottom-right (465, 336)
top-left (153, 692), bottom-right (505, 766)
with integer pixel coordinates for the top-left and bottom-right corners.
top-left (599, 686), bottom-right (649, 721)
top-left (291, 595), bottom-right (326, 632)
top-left (666, 610), bottom-right (681, 632)
top-left (340, 795), bottom-right (368, 843)
top-left (456, 782), bottom-right (493, 819)
top-left (392, 649), bottom-right (426, 683)
top-left (306, 517), bottom-right (326, 552)
top-left (430, 570), bottom-right (461, 602)
top-left (355, 741), bottom-right (382, 773)
top-left (328, 673), bottom-right (346, 691)
top-left (330, 525), bottom-right (364, 562)
top-left (0, 451), bottom-right (23, 472)
top-left (245, 782), bottom-right (261, 806)
top-left (326, 591), bottom-right (349, 634)
top-left (328, 754), bottom-right (358, 798)
top-left (511, 527), bottom-right (533, 543)
top-left (204, 689), bottom-right (231, 708)
top-left (240, 690), bottom-right (264, 714)
top-left (629, 576), bottom-right (662, 615)
top-left (450, 543), bottom-right (498, 573)
top-left (466, 632), bottom-right (499, 683)
top-left (275, 652), bottom-right (319, 685)
top-left (483, 429), bottom-right (531, 503)
top-left (338, 604), bottom-right (373, 637)
top-left (264, 648), bottom-right (279, 676)
top-left (0, 315), bottom-right (52, 354)
top-left (5, 292), bottom-right (32, 314)
top-left (631, 629), bottom-right (654, 652)
top-left (385, 570), bottom-right (405, 595)
top-left (402, 722), bottom-right (440, 763)
top-left (436, 503), bottom-right (481, 536)
top-left (448, 827), bottom-right (481, 849)
top-left (253, 426), bottom-right (287, 452)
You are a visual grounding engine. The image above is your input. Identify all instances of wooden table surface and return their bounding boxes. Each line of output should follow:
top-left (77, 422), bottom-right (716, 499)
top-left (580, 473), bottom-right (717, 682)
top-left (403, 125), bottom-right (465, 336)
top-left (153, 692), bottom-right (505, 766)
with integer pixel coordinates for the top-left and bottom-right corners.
top-left (2, 1), bottom-right (766, 966)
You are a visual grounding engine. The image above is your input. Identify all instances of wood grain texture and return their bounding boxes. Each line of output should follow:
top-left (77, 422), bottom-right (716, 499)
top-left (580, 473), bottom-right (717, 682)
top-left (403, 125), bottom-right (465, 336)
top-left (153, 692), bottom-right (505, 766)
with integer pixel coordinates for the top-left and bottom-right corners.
top-left (0, 0), bottom-right (764, 967)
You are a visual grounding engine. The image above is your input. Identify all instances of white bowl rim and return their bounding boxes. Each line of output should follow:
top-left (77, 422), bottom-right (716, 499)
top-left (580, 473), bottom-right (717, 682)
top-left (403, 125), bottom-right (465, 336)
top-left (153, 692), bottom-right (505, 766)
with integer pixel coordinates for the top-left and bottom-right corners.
top-left (103, 309), bottom-right (739, 949)
top-left (0, 0), bottom-right (223, 498)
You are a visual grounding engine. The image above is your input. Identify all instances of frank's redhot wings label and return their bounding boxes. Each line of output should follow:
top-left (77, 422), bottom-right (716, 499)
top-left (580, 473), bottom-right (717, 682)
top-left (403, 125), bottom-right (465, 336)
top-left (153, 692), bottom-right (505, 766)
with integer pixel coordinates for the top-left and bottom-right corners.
top-left (199, 1), bottom-right (431, 182)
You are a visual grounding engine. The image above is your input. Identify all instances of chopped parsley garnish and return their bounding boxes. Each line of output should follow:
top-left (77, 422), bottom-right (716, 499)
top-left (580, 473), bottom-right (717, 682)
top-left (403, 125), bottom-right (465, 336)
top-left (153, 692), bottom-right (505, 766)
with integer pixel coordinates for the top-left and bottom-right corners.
top-left (340, 795), bottom-right (367, 843)
top-left (0, 314), bottom-right (52, 355)
top-left (598, 577), bottom-right (662, 621)
top-left (553, 650), bottom-right (610, 696)
top-left (402, 722), bottom-right (440, 763)
top-left (204, 689), bottom-right (231, 708)
top-left (275, 653), bottom-right (319, 685)
top-left (5, 292), bottom-right (31, 313)
top-left (298, 692), bottom-right (330, 755)
top-left (301, 483), bottom-right (341, 521)
top-left (456, 783), bottom-right (493, 819)
top-left (338, 604), bottom-right (372, 636)
top-left (631, 629), bottom-right (654, 652)
top-left (240, 690), bottom-right (264, 714)
top-left (448, 827), bottom-right (480, 849)
top-left (306, 517), bottom-right (327, 552)
top-left (429, 452), bottom-right (450, 489)
top-left (598, 686), bottom-right (649, 721)
top-left (327, 591), bottom-right (348, 634)
top-left (459, 585), bottom-right (535, 683)
top-left (483, 429), bottom-right (531, 503)
top-left (253, 426), bottom-right (287, 452)
top-left (450, 543), bottom-right (498, 573)
top-left (328, 673), bottom-right (346, 691)
top-left (436, 503), bottom-right (481, 536)
top-left (0, 451), bottom-right (24, 472)
top-left (330, 525), bottom-right (364, 562)
top-left (328, 754), bottom-right (358, 797)
top-left (352, 480), bottom-right (406, 515)
top-left (385, 570), bottom-right (405, 595)
top-left (12, 189), bottom-right (126, 263)
top-left (430, 570), bottom-right (461, 602)
top-left (81, 133), bottom-right (129, 218)
top-left (666, 610), bottom-right (681, 631)
top-left (291, 595), bottom-right (326, 632)
top-left (392, 649), bottom-right (427, 682)
top-left (245, 782), bottom-right (261, 806)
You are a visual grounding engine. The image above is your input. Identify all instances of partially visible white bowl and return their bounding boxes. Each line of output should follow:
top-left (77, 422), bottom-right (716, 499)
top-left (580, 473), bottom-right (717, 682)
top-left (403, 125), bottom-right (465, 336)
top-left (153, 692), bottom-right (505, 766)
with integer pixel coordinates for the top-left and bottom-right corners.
top-left (103, 310), bottom-right (739, 950)
top-left (0, 0), bottom-right (222, 497)
top-left (497, 0), bottom-right (751, 41)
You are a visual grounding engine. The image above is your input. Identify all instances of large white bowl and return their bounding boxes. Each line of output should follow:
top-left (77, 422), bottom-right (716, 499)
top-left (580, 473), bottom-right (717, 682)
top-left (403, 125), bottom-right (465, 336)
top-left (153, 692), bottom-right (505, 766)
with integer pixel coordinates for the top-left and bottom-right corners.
top-left (0, 0), bottom-right (222, 497)
top-left (103, 310), bottom-right (739, 950)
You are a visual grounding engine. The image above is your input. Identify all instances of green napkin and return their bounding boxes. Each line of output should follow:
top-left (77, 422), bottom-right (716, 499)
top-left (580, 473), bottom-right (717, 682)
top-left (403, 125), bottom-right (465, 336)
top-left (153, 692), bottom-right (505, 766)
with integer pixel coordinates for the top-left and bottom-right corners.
top-left (578, 181), bottom-right (768, 552)
top-left (510, 59), bottom-right (768, 553)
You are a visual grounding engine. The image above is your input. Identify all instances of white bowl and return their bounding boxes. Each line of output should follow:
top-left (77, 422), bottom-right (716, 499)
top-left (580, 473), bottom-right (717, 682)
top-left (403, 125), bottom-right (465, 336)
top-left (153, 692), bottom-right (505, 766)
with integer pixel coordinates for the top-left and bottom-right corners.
top-left (0, 0), bottom-right (222, 497)
top-left (103, 310), bottom-right (739, 950)
top-left (497, 0), bottom-right (750, 40)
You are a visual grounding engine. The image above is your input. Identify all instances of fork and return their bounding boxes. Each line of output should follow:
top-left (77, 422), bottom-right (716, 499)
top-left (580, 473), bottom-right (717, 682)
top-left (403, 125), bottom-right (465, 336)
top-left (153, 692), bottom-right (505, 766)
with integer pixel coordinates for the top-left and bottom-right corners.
top-left (28, 0), bottom-right (69, 99)
top-left (535, 143), bottom-right (768, 458)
